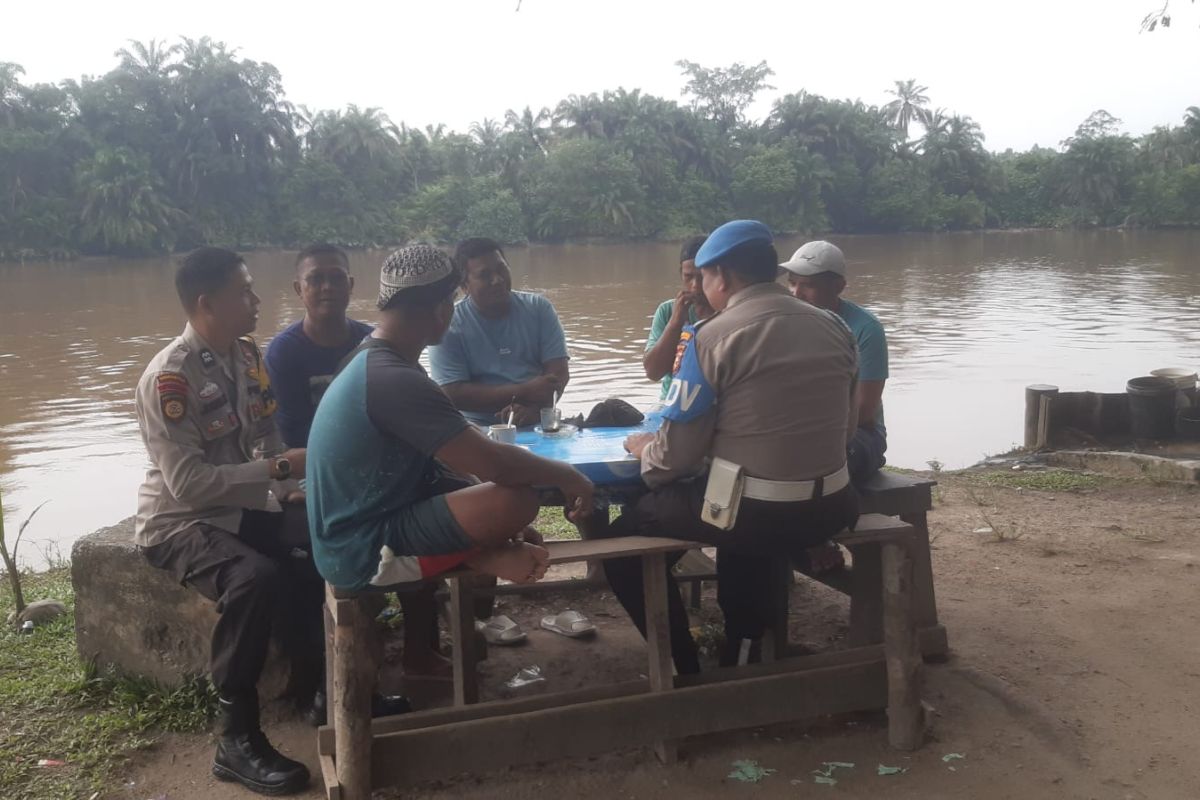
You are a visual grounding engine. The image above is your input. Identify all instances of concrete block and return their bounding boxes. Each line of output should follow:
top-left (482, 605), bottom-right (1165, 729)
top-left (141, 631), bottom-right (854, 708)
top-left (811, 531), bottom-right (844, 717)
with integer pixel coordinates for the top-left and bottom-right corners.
top-left (71, 518), bottom-right (290, 697)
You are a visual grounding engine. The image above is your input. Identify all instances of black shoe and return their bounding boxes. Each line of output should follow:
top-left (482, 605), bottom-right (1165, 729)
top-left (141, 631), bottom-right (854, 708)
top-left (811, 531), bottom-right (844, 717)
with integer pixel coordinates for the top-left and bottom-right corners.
top-left (304, 689), bottom-right (413, 727)
top-left (212, 694), bottom-right (309, 796)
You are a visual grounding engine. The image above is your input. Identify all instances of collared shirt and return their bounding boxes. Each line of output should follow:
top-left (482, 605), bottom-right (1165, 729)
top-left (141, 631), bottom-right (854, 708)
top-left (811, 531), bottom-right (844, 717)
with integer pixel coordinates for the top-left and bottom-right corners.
top-left (642, 282), bottom-right (858, 488)
top-left (134, 323), bottom-right (293, 547)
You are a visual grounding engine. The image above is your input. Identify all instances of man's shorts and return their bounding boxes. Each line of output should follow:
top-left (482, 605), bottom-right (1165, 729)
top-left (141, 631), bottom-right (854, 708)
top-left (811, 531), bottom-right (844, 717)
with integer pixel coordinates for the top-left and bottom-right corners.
top-left (382, 491), bottom-right (474, 557)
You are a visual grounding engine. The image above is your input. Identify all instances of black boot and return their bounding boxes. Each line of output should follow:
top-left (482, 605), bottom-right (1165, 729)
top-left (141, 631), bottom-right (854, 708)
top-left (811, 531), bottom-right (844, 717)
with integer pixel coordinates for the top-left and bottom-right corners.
top-left (212, 692), bottom-right (310, 796)
top-left (304, 688), bottom-right (413, 727)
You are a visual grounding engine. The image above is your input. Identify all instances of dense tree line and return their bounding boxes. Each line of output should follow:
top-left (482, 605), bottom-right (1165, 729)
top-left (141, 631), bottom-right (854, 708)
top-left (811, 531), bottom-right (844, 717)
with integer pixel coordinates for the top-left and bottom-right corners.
top-left (2, 39), bottom-right (1199, 259)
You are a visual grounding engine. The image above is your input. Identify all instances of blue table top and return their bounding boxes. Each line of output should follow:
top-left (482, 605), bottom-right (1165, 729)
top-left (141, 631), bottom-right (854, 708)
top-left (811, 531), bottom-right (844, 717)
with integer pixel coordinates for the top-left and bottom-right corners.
top-left (514, 407), bottom-right (663, 488)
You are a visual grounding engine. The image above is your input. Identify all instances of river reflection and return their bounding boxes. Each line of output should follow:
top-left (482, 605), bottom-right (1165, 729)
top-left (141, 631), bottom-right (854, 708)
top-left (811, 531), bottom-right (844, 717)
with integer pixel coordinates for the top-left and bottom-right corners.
top-left (1, 230), bottom-right (1198, 565)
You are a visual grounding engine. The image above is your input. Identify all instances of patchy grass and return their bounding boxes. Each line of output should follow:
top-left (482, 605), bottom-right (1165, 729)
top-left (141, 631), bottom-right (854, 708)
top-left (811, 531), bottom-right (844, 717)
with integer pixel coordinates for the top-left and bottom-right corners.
top-left (533, 505), bottom-right (620, 541)
top-left (0, 568), bottom-right (215, 800)
top-left (966, 468), bottom-right (1104, 493)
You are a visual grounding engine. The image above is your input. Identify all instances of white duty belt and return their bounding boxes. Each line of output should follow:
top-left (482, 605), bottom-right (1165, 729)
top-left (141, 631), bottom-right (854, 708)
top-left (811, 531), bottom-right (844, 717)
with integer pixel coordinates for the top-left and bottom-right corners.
top-left (741, 465), bottom-right (850, 502)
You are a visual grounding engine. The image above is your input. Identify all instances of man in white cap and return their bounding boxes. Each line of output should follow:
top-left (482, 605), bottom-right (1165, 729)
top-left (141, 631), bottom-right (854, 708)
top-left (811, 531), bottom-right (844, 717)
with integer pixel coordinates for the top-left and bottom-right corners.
top-left (780, 241), bottom-right (888, 486)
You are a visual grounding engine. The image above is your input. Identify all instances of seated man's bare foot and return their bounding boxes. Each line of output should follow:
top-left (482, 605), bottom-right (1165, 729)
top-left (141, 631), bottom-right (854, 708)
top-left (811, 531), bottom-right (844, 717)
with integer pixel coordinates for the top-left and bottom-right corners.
top-left (467, 541), bottom-right (549, 585)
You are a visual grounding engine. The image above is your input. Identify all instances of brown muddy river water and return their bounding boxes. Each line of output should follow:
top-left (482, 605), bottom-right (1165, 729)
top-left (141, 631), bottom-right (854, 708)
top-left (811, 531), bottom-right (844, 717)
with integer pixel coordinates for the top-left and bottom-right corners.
top-left (1, 230), bottom-right (1198, 566)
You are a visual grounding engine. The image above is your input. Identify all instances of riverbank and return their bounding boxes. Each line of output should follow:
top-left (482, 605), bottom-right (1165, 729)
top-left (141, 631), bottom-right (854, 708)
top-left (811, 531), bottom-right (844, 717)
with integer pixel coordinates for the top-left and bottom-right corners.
top-left (8, 223), bottom-right (1200, 265)
top-left (3, 465), bottom-right (1198, 799)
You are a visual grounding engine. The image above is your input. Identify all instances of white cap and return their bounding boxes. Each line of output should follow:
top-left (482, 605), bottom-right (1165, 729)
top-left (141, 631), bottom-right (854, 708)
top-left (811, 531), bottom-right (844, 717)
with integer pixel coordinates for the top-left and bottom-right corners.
top-left (779, 240), bottom-right (846, 277)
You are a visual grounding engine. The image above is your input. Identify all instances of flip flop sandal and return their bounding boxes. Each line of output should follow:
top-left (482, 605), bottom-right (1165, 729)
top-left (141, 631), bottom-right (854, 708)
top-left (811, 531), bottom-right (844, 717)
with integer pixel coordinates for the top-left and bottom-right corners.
top-left (540, 610), bottom-right (597, 639)
top-left (475, 614), bottom-right (527, 645)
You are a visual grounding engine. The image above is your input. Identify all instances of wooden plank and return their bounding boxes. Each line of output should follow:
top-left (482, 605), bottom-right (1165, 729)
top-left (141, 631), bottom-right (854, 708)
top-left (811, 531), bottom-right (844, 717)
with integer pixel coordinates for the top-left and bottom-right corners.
top-left (318, 753), bottom-right (341, 800)
top-left (1025, 384), bottom-right (1060, 448)
top-left (319, 679), bottom-right (653, 752)
top-left (544, 536), bottom-right (703, 564)
top-left (369, 658), bottom-right (888, 789)
top-left (835, 514), bottom-right (914, 546)
top-left (449, 576), bottom-right (479, 706)
top-left (641, 551), bottom-right (678, 763)
top-left (332, 597), bottom-right (374, 800)
top-left (903, 511), bottom-right (945, 657)
top-left (1036, 394), bottom-right (1053, 450)
top-left (858, 472), bottom-right (935, 517)
top-left (847, 542), bottom-right (883, 646)
top-left (882, 541), bottom-right (924, 750)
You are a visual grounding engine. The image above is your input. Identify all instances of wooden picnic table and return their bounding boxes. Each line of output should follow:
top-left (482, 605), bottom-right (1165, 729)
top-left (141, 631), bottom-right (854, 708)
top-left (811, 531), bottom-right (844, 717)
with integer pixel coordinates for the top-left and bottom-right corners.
top-left (317, 411), bottom-right (934, 798)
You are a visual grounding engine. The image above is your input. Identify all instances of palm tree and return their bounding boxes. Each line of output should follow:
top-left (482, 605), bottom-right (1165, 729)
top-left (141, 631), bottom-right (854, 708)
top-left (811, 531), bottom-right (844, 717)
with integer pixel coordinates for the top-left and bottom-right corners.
top-left (78, 148), bottom-right (185, 252)
top-left (884, 79), bottom-right (930, 139)
top-left (469, 117), bottom-right (504, 172)
top-left (504, 106), bottom-right (551, 155)
top-left (115, 39), bottom-right (180, 80)
top-left (309, 105), bottom-right (400, 168)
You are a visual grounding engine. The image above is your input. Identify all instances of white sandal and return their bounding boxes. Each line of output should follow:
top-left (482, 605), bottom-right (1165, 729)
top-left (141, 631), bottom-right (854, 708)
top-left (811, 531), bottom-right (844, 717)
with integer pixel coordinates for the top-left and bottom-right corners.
top-left (475, 614), bottom-right (526, 645)
top-left (540, 610), bottom-right (596, 639)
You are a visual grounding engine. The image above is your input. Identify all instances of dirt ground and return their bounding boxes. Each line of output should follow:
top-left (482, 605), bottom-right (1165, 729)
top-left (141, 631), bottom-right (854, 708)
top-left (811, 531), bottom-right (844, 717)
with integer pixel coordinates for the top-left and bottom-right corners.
top-left (115, 469), bottom-right (1200, 800)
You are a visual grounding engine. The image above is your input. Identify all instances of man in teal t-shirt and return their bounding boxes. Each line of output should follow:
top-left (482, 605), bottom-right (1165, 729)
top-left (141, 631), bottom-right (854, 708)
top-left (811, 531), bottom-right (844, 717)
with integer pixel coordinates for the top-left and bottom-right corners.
top-left (781, 240), bottom-right (888, 486)
top-left (642, 235), bottom-right (711, 399)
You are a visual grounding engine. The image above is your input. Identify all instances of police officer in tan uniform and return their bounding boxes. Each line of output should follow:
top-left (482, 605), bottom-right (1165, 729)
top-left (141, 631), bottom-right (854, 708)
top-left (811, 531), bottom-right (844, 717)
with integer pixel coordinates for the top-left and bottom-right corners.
top-left (135, 247), bottom-right (317, 795)
top-left (606, 220), bottom-right (860, 674)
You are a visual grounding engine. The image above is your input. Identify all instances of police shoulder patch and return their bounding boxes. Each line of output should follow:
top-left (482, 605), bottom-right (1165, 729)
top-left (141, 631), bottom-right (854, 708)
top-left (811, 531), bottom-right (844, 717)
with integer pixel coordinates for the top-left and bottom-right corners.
top-left (156, 371), bottom-right (189, 422)
top-left (663, 324), bottom-right (716, 423)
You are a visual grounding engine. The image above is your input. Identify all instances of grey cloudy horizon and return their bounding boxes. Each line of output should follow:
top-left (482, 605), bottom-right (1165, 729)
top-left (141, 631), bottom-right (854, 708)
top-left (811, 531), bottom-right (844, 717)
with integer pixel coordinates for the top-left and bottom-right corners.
top-left (4, 0), bottom-right (1198, 153)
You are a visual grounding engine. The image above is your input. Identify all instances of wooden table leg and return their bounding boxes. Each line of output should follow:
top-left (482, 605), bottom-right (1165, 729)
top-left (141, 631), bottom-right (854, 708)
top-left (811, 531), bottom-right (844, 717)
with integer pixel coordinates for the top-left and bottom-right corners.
top-left (641, 551), bottom-right (678, 763)
top-left (580, 501), bottom-right (610, 586)
top-left (902, 511), bottom-right (949, 660)
top-left (450, 576), bottom-right (479, 706)
top-left (330, 588), bottom-right (374, 800)
top-left (882, 542), bottom-right (924, 750)
top-left (847, 542), bottom-right (883, 646)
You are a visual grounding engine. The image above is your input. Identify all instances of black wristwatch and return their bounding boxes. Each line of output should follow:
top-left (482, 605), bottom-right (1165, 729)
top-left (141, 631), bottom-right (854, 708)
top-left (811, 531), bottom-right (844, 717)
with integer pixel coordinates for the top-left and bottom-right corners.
top-left (273, 456), bottom-right (291, 481)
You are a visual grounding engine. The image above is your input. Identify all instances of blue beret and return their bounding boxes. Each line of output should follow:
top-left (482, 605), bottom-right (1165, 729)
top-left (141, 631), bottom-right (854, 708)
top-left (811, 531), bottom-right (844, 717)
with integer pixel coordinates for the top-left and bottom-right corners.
top-left (694, 220), bottom-right (774, 268)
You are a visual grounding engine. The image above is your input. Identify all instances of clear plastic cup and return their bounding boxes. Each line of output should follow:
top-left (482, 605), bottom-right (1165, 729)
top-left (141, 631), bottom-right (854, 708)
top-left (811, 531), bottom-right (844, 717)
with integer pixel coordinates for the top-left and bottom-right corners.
top-left (540, 407), bottom-right (561, 432)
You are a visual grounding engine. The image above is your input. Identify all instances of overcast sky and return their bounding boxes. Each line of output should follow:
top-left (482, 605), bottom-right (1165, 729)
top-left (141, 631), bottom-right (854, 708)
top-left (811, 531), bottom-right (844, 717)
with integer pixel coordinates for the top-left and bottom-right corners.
top-left (4, 0), bottom-right (1198, 152)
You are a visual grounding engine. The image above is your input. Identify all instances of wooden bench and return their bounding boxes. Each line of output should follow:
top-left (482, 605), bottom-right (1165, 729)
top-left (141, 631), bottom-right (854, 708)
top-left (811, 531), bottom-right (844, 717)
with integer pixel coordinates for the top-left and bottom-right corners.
top-left (676, 470), bottom-right (948, 660)
top-left (317, 516), bottom-right (924, 799)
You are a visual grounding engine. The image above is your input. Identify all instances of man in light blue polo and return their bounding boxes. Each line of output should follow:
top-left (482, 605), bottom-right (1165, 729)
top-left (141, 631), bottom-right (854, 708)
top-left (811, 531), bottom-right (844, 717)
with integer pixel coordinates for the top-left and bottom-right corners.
top-left (429, 237), bottom-right (569, 428)
top-left (781, 240), bottom-right (888, 486)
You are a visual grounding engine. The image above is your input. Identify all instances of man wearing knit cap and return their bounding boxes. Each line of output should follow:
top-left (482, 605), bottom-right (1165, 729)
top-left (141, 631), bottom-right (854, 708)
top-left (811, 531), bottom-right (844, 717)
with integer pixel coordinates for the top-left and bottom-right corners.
top-left (780, 240), bottom-right (889, 486)
top-left (604, 221), bottom-right (860, 673)
top-left (306, 245), bottom-right (593, 595)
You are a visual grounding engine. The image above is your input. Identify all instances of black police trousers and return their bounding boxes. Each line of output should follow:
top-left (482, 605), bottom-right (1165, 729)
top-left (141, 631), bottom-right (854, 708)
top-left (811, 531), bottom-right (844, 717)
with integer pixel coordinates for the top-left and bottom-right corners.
top-left (141, 505), bottom-right (324, 698)
top-left (598, 476), bottom-right (858, 675)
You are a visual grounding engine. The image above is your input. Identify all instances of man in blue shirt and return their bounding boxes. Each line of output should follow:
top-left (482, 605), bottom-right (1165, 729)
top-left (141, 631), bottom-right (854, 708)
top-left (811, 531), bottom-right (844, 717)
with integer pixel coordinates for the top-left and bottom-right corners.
top-left (642, 235), bottom-right (712, 399)
top-left (781, 240), bottom-right (889, 486)
top-left (306, 244), bottom-right (592, 590)
top-left (266, 244), bottom-right (448, 683)
top-left (429, 238), bottom-right (569, 427)
top-left (266, 244), bottom-right (373, 448)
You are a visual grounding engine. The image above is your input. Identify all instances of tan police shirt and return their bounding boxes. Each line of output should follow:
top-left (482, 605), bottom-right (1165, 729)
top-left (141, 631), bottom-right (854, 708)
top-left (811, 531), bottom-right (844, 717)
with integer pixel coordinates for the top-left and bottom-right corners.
top-left (642, 281), bottom-right (858, 488)
top-left (134, 323), bottom-right (294, 547)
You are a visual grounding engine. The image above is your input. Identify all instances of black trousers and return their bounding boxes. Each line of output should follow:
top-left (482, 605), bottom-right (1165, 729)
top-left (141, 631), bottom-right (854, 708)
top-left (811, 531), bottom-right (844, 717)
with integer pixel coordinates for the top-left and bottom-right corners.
top-left (599, 477), bottom-right (858, 675)
top-left (142, 505), bottom-right (324, 698)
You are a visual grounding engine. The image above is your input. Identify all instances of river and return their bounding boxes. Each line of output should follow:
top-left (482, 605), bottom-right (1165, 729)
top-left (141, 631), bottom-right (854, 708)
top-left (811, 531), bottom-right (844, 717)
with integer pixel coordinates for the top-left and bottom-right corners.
top-left (1, 230), bottom-right (1198, 567)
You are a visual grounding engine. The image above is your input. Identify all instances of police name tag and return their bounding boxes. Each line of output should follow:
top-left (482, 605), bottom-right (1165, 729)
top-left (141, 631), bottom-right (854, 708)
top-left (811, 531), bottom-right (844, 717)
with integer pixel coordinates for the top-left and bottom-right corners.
top-left (702, 457), bottom-right (745, 531)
